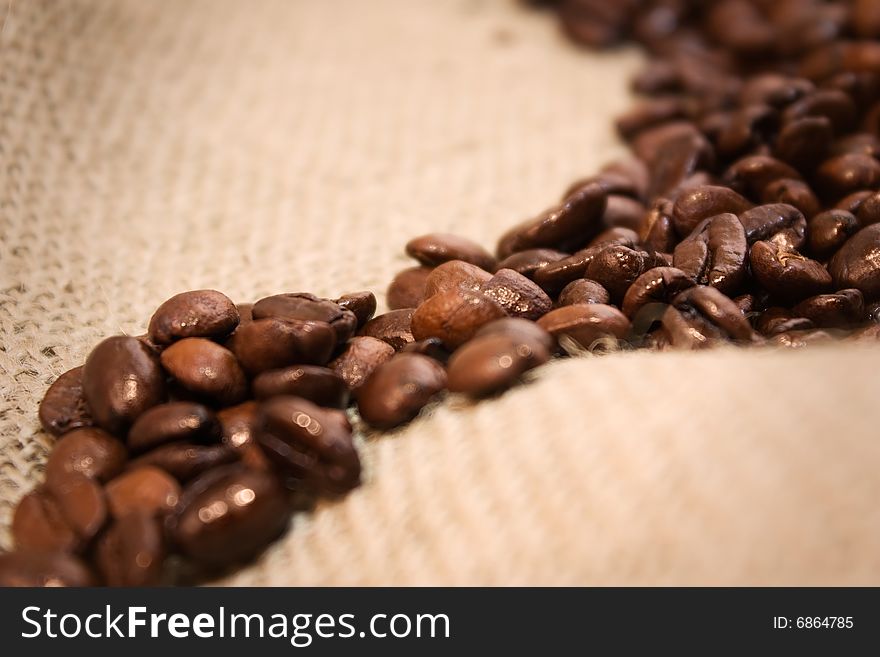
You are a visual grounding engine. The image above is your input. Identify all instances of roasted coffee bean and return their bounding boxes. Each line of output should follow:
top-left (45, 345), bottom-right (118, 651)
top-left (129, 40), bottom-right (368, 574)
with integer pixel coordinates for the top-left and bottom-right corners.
top-left (815, 154), bottom-right (880, 201)
top-left (160, 338), bottom-right (247, 407)
top-left (46, 428), bottom-right (127, 484)
top-left (423, 260), bottom-right (493, 297)
top-left (334, 291), bottom-right (377, 328)
top-left (494, 248), bottom-right (570, 279)
top-left (587, 226), bottom-right (640, 250)
top-left (722, 155), bottom-right (801, 200)
top-left (168, 465), bottom-right (289, 567)
top-left (359, 309), bottom-right (416, 350)
top-left (755, 308), bottom-right (815, 337)
top-left (835, 190), bottom-right (874, 215)
top-left (479, 268), bottom-right (552, 320)
top-left (639, 198), bottom-right (677, 253)
top-left (411, 288), bottom-right (508, 349)
top-left (253, 293), bottom-right (357, 345)
top-left (616, 97), bottom-right (689, 141)
top-left (532, 246), bottom-right (603, 295)
top-left (828, 224), bottom-right (880, 300)
top-left (738, 203), bottom-right (807, 248)
top-left (740, 74), bottom-right (813, 108)
top-left (585, 245), bottom-right (666, 303)
top-left (130, 442), bottom-right (238, 482)
top-left (808, 209), bottom-right (859, 259)
top-left (217, 401), bottom-right (259, 449)
top-left (148, 290), bottom-right (239, 345)
top-left (672, 185), bottom-right (753, 238)
top-left (230, 318), bottom-right (336, 374)
top-left (447, 331), bottom-right (551, 397)
top-left (400, 337), bottom-right (451, 362)
top-left (672, 213), bottom-right (748, 295)
top-left (537, 304), bottom-right (631, 351)
top-left (750, 240), bottom-right (832, 302)
top-left (0, 551), bottom-right (96, 587)
top-left (237, 303), bottom-right (254, 325)
top-left (253, 365), bottom-right (349, 408)
top-left (496, 182), bottom-right (607, 257)
top-left (257, 396), bottom-right (361, 494)
top-left (772, 329), bottom-right (835, 348)
top-left (867, 300), bottom-right (880, 322)
top-left (830, 132), bottom-right (880, 158)
top-left (781, 89), bottom-right (856, 135)
top-left (12, 488), bottom-right (79, 552)
top-left (406, 233), bottom-right (495, 270)
top-left (328, 336), bottom-right (396, 391)
top-left (39, 366), bottom-right (93, 437)
top-left (94, 512), bottom-right (166, 586)
top-left (105, 466), bottom-right (181, 520)
top-left (622, 267), bottom-right (695, 318)
top-left (387, 266), bottom-right (431, 310)
top-left (673, 286), bottom-right (757, 342)
top-left (715, 104), bottom-right (778, 160)
top-left (82, 336), bottom-right (166, 435)
top-left (855, 192), bottom-right (880, 227)
top-left (601, 196), bottom-right (647, 231)
top-left (557, 279), bottom-right (611, 306)
top-left (128, 402), bottom-right (220, 452)
top-left (761, 179), bottom-right (821, 220)
top-left (356, 353), bottom-right (447, 429)
top-left (774, 116), bottom-right (832, 169)
top-left (44, 471), bottom-right (107, 543)
top-left (474, 317), bottom-right (555, 351)
top-left (793, 289), bottom-right (865, 328)
top-left (643, 125), bottom-right (715, 200)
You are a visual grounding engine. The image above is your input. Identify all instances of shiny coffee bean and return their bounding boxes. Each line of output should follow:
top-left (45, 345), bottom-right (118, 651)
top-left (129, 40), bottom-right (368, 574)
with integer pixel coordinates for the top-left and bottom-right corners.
top-left (257, 396), bottom-right (361, 494)
top-left (387, 266), bottom-right (431, 310)
top-left (793, 289), bottom-right (865, 328)
top-left (44, 471), bottom-right (107, 544)
top-left (639, 198), bottom-right (677, 253)
top-left (473, 317), bottom-right (555, 350)
top-left (148, 289), bottom-right (239, 345)
top-left (616, 97), bottom-right (688, 141)
top-left (168, 465), bottom-right (289, 567)
top-left (160, 339), bottom-right (247, 407)
top-left (774, 116), bottom-right (832, 169)
top-left (557, 279), bottom-right (611, 306)
top-left (406, 233), bottom-right (496, 270)
top-left (855, 192), bottom-right (880, 227)
top-left (815, 154), bottom-right (880, 201)
top-left (835, 190), bottom-right (874, 215)
top-left (82, 336), bottom-right (166, 435)
top-left (400, 338), bottom-right (451, 362)
top-left (359, 309), bottom-right (416, 351)
top-left (130, 443), bottom-right (239, 482)
top-left (761, 178), bottom-right (821, 220)
top-left (634, 123), bottom-right (713, 200)
top-left (95, 512), bottom-right (166, 586)
top-left (601, 196), bottom-right (646, 231)
top-left (329, 336), bottom-right (396, 391)
top-left (494, 248), bottom-right (570, 279)
top-left (750, 240), bottom-right (832, 303)
top-left (715, 104), bottom-right (778, 160)
top-left (46, 428), bottom-right (127, 484)
top-left (105, 466), bottom-right (181, 520)
top-left (738, 203), bottom-right (807, 248)
top-left (740, 74), bottom-right (813, 108)
top-left (0, 551), bottom-right (96, 587)
top-left (755, 308), bottom-right (815, 337)
top-left (672, 185), bottom-right (753, 238)
top-left (411, 288), bottom-right (508, 349)
top-left (253, 293), bottom-right (357, 345)
top-left (587, 226), bottom-right (640, 250)
top-left (479, 268), bottom-right (552, 320)
top-left (217, 402), bottom-right (271, 471)
top-left (722, 155), bottom-right (801, 200)
top-left (356, 354), bottom-right (447, 429)
top-left (229, 318), bottom-right (336, 374)
top-left (423, 260), bottom-right (493, 297)
top-left (532, 246), bottom-right (603, 295)
top-left (12, 488), bottom-right (79, 552)
top-left (672, 213), bottom-right (748, 295)
top-left (828, 224), bottom-right (880, 300)
top-left (808, 209), bottom-right (859, 259)
top-left (253, 365), bottom-right (349, 408)
top-left (585, 245), bottom-right (666, 303)
top-left (447, 332), bottom-right (551, 397)
top-left (334, 291), bottom-right (377, 328)
top-left (39, 366), bottom-right (93, 437)
top-left (536, 304), bottom-right (631, 351)
top-left (128, 402), bottom-right (220, 452)
top-left (622, 267), bottom-right (695, 318)
top-left (673, 286), bottom-right (757, 342)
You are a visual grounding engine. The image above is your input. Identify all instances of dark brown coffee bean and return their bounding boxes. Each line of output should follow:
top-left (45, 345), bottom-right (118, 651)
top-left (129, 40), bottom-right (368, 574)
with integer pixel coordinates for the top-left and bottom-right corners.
top-left (835, 190), bottom-right (874, 215)
top-left (479, 268), bottom-right (552, 320)
top-left (616, 97), bottom-right (689, 141)
top-left (639, 198), bottom-right (677, 253)
top-left (46, 428), bottom-right (127, 484)
top-left (411, 288), bottom-right (508, 349)
top-left (672, 286), bottom-right (757, 342)
top-left (356, 353), bottom-right (447, 429)
top-left (793, 289), bottom-right (865, 328)
top-left (217, 401), bottom-right (260, 450)
top-left (828, 224), bottom-right (880, 300)
top-left (328, 336), bottom-right (396, 391)
top-left (494, 248), bottom-right (570, 279)
top-left (782, 90), bottom-right (857, 135)
top-left (738, 203), bottom-right (807, 249)
top-left (596, 158), bottom-right (650, 199)
top-left (257, 396), bottom-right (361, 494)
top-left (830, 132), bottom-right (880, 159)
top-left (423, 260), bottom-right (493, 298)
top-left (44, 471), bottom-right (107, 544)
top-left (815, 154), bottom-right (880, 201)
top-left (706, 0), bottom-right (774, 56)
top-left (83, 336), bottom-right (166, 435)
top-left (808, 209), bottom-right (859, 259)
top-left (105, 466), bottom-right (181, 520)
top-left (761, 178), bottom-right (821, 220)
top-left (672, 185), bottom-right (753, 238)
top-left (622, 267), bottom-right (696, 319)
top-left (406, 233), bottom-right (496, 270)
top-left (148, 290), bottom-right (239, 345)
top-left (252, 293), bottom-right (357, 345)
top-left (734, 293), bottom-right (756, 315)
top-left (740, 74), bottom-right (814, 108)
top-left (672, 213), bottom-right (748, 295)
top-left (536, 304), bottom-right (631, 351)
top-left (774, 116), bottom-right (832, 169)
top-left (722, 155), bottom-right (801, 200)
top-left (359, 309), bottom-right (416, 351)
top-left (130, 442), bottom-right (239, 482)
top-left (496, 182), bottom-right (607, 258)
top-left (585, 245), bottom-right (666, 303)
top-left (643, 125), bottom-right (715, 200)
top-left (557, 279), bottom-right (611, 306)
top-left (0, 551), bottom-right (96, 587)
top-left (853, 0), bottom-right (880, 38)
top-left (867, 300), bottom-right (880, 322)
top-left (855, 192), bottom-right (880, 227)
top-left (532, 246), bottom-right (603, 295)
top-left (447, 332), bottom-right (551, 397)
top-left (168, 465), bottom-right (289, 567)
top-left (601, 196), bottom-right (647, 231)
top-left (715, 104), bottom-right (779, 160)
top-left (750, 240), bottom-right (832, 303)
top-left (253, 365), bottom-right (349, 408)
top-left (755, 308), bottom-right (815, 337)
top-left (387, 266), bottom-right (431, 310)
top-left (160, 338), bottom-right (247, 407)
top-left (12, 488), bottom-right (79, 552)
top-left (230, 318), bottom-right (336, 374)
top-left (473, 317), bottom-right (556, 353)
top-left (334, 291), bottom-right (377, 328)
top-left (772, 329), bottom-right (835, 348)
top-left (95, 512), bottom-right (166, 586)
top-left (400, 338), bottom-right (450, 362)
top-left (39, 366), bottom-right (93, 437)
top-left (128, 402), bottom-right (219, 452)
top-left (587, 226), bottom-right (640, 250)
top-left (797, 41), bottom-right (880, 82)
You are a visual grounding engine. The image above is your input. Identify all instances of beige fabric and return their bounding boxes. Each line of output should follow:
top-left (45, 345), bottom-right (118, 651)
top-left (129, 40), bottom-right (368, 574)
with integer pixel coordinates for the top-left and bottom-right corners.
top-left (1, 0), bottom-right (878, 585)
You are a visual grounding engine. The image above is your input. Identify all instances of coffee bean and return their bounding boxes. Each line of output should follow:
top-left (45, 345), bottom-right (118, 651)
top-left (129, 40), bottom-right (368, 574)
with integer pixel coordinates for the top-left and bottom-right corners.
top-left (217, 402), bottom-right (272, 472)
top-left (640, 198), bottom-right (677, 252)
top-left (356, 353), bottom-right (447, 429)
top-left (672, 286), bottom-right (757, 342)
top-left (0, 551), bottom-right (96, 587)
top-left (230, 318), bottom-right (336, 374)
top-left (253, 365), bottom-right (349, 408)
top-left (835, 189), bottom-right (874, 215)
top-left (815, 154), bottom-right (880, 201)
top-left (622, 266), bottom-right (696, 318)
top-left (761, 178), bottom-right (821, 220)
top-left (128, 402), bottom-right (220, 452)
top-left (83, 336), bottom-right (166, 435)
top-left (494, 248), bottom-right (570, 279)
top-left (447, 331), bottom-right (551, 397)
top-left (387, 266), bottom-right (431, 310)
top-left (423, 260), bottom-right (493, 297)
top-left (160, 338), bottom-right (247, 407)
top-left (237, 303), bottom-right (254, 324)
top-left (774, 116), bottom-right (833, 169)
top-left (738, 203), bottom-right (807, 248)
top-left (557, 279), bottom-right (611, 306)
top-left (148, 290), bottom-right (239, 345)
top-left (853, 0), bottom-right (880, 38)
top-left (168, 465), bottom-right (289, 567)
top-left (755, 308), bottom-right (815, 337)
top-left (479, 268), bottom-right (553, 320)
top-left (616, 97), bottom-right (689, 141)
top-left (532, 246), bottom-right (604, 295)
top-left (772, 329), bottom-right (835, 348)
top-left (329, 336), bottom-right (396, 390)
top-left (601, 196), bottom-right (647, 231)
top-left (359, 309), bottom-right (416, 350)
top-left (406, 233), bottom-right (496, 270)
top-left (257, 396), bottom-right (361, 494)
top-left (130, 443), bottom-right (239, 482)
top-left (867, 300), bottom-right (880, 322)
top-left (44, 471), bottom-right (107, 544)
top-left (722, 155), bottom-right (801, 200)
top-left (95, 512), bottom-right (166, 586)
top-left (808, 209), bottom-right (859, 259)
top-left (585, 245), bottom-right (666, 303)
top-left (672, 213), bottom-right (748, 294)
top-left (411, 288), bottom-right (508, 349)
top-left (831, 132), bottom-right (880, 159)
top-left (750, 240), bottom-right (832, 302)
top-left (793, 289), bottom-right (865, 327)
top-left (587, 226), bottom-right (640, 250)
top-left (105, 466), bottom-right (181, 520)
top-left (46, 428), bottom-right (127, 483)
top-left (643, 125), bottom-right (715, 200)
top-left (828, 224), bottom-right (880, 300)
top-left (253, 293), bottom-right (357, 345)
top-left (537, 304), bottom-right (631, 350)
top-left (782, 89), bottom-right (857, 135)
top-left (740, 74), bottom-right (814, 108)
top-left (334, 291), bottom-right (377, 328)
top-left (400, 338), bottom-right (450, 362)
top-left (39, 366), bottom-right (93, 437)
top-left (672, 185), bottom-right (753, 238)
top-left (473, 317), bottom-right (556, 353)
top-left (12, 488), bottom-right (79, 552)
top-left (715, 104), bottom-right (779, 160)
top-left (855, 191), bottom-right (880, 227)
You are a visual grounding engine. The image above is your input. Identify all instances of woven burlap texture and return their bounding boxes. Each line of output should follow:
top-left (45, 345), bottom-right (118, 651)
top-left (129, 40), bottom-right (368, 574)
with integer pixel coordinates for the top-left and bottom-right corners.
top-left (1, 0), bottom-right (878, 585)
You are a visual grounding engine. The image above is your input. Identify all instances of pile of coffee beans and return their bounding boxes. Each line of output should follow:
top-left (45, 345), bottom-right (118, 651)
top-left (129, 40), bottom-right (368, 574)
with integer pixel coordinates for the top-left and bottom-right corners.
top-left (4, 0), bottom-right (880, 586)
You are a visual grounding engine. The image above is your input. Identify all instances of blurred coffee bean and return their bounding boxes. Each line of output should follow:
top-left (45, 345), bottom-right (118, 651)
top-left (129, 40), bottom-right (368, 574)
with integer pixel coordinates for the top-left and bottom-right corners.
top-left (128, 402), bottom-right (220, 453)
top-left (774, 116), bottom-right (832, 169)
top-left (356, 354), bottom-right (447, 429)
top-left (130, 443), bottom-right (238, 483)
top-left (557, 279), bottom-right (611, 306)
top-left (253, 365), bottom-right (349, 408)
top-left (105, 466), bottom-right (181, 520)
top-left (160, 338), bottom-right (248, 407)
top-left (601, 196), bottom-right (647, 231)
top-left (815, 154), bottom-right (880, 201)
top-left (217, 401), bottom-right (259, 450)
top-left (39, 366), bottom-right (93, 437)
top-left (761, 179), bottom-right (821, 219)
top-left (46, 428), bottom-right (127, 484)
top-left (387, 266), bottom-right (431, 310)
top-left (0, 551), bottom-right (95, 587)
top-left (94, 512), bottom-right (166, 586)
top-left (855, 192), bottom-right (880, 227)
top-left (334, 291), bottom-right (377, 328)
top-left (400, 338), bottom-right (451, 362)
top-left (406, 233), bottom-right (495, 270)
top-left (781, 90), bottom-right (856, 135)
top-left (12, 488), bottom-right (79, 553)
top-left (494, 248), bottom-right (570, 279)
top-left (755, 307), bottom-right (815, 337)
top-left (447, 332), bottom-right (551, 397)
top-left (359, 309), bottom-right (416, 350)
top-left (44, 471), bottom-right (107, 544)
top-left (148, 290), bottom-right (239, 345)
top-left (587, 226), bottom-right (640, 250)
top-left (672, 185), bottom-right (753, 238)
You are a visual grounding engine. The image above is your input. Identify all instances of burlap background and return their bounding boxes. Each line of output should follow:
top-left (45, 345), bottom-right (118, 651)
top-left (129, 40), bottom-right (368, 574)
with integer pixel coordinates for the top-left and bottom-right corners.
top-left (1, 0), bottom-right (878, 585)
